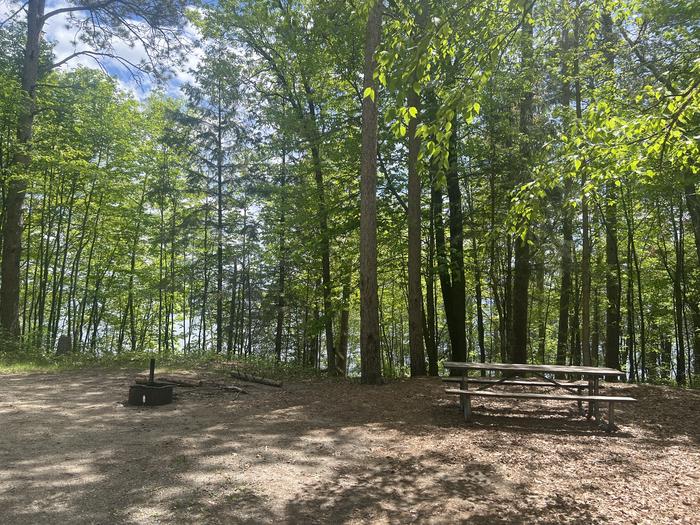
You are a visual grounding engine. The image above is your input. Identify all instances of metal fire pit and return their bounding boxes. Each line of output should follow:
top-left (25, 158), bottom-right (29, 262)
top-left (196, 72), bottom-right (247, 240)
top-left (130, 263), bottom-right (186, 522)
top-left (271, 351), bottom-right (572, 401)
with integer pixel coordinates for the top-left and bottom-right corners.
top-left (128, 358), bottom-right (173, 406)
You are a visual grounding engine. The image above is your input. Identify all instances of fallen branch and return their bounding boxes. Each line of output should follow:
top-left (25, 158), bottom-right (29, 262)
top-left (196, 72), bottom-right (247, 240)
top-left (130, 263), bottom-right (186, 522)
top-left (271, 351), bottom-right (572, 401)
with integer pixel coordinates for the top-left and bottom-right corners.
top-left (221, 385), bottom-right (248, 394)
top-left (230, 369), bottom-right (282, 387)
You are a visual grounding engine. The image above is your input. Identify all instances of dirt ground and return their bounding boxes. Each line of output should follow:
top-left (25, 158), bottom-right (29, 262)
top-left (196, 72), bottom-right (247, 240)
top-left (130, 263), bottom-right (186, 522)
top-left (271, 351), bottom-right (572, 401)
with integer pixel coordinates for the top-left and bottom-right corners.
top-left (0, 369), bottom-right (698, 524)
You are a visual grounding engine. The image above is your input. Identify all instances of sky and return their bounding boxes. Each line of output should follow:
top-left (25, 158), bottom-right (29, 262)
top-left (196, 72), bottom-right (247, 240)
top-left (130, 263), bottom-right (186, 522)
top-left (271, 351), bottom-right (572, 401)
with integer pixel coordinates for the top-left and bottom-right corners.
top-left (0, 0), bottom-right (204, 100)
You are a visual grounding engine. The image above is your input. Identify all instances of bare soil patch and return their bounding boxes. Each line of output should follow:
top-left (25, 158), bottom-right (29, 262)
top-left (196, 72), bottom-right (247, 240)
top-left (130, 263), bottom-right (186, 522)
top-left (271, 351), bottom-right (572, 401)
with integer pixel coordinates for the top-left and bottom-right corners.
top-left (0, 369), bottom-right (698, 524)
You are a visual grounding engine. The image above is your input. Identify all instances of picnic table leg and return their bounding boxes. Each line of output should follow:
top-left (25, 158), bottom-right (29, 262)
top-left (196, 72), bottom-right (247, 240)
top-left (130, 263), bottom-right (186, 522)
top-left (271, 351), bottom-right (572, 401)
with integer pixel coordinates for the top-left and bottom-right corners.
top-left (587, 377), bottom-right (594, 419)
top-left (463, 393), bottom-right (472, 421)
top-left (461, 372), bottom-right (472, 421)
top-left (577, 387), bottom-right (583, 416)
top-left (593, 377), bottom-right (600, 423)
top-left (606, 401), bottom-right (616, 432)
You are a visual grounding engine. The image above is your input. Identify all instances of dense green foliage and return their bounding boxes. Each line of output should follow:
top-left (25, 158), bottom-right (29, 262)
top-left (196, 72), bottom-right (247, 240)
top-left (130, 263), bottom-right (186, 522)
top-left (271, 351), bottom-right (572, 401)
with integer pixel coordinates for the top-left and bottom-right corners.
top-left (0, 0), bottom-right (698, 385)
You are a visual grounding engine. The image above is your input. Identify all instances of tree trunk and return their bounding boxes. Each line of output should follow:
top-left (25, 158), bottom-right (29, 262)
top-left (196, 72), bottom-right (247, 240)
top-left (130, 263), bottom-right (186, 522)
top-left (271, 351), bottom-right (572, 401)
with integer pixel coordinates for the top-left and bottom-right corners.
top-left (337, 275), bottom-right (351, 377)
top-left (406, 76), bottom-right (426, 376)
top-left (672, 205), bottom-right (687, 385)
top-left (274, 152), bottom-right (287, 362)
top-left (556, 15), bottom-right (573, 365)
top-left (684, 183), bottom-right (700, 376)
top-left (473, 239), bottom-right (486, 365)
top-left (445, 120), bottom-right (467, 363)
top-left (358, 0), bottom-right (382, 384)
top-left (216, 91), bottom-right (224, 355)
top-left (510, 0), bottom-right (534, 364)
top-left (424, 198), bottom-right (438, 375)
top-left (0, 0), bottom-right (45, 338)
top-left (604, 189), bottom-right (621, 371)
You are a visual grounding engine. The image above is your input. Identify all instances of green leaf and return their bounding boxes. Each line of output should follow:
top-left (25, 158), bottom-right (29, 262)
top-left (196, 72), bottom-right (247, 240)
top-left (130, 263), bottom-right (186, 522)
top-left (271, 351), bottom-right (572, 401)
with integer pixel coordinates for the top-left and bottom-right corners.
top-left (363, 87), bottom-right (375, 102)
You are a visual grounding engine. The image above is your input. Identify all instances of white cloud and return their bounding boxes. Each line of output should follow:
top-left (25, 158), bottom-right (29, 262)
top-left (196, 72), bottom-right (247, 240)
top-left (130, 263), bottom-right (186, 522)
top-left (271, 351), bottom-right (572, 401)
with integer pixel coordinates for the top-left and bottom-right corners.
top-left (40, 0), bottom-right (202, 100)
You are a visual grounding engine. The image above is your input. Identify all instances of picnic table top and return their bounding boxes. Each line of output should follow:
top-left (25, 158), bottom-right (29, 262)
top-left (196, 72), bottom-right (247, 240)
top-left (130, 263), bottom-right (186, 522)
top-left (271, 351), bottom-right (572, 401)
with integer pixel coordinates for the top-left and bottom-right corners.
top-left (443, 361), bottom-right (624, 377)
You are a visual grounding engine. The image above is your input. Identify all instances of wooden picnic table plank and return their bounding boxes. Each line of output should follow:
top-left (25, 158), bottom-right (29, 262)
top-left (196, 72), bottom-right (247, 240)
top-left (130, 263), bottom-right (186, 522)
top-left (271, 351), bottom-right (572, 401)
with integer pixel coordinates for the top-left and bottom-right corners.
top-left (444, 389), bottom-right (636, 402)
top-left (441, 377), bottom-right (597, 387)
top-left (444, 361), bottom-right (624, 377)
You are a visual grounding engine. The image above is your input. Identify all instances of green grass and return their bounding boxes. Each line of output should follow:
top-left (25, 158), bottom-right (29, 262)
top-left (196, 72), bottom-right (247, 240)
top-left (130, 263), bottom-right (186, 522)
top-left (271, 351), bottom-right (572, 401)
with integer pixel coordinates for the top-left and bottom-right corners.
top-left (0, 350), bottom-right (222, 375)
top-left (0, 349), bottom-right (326, 380)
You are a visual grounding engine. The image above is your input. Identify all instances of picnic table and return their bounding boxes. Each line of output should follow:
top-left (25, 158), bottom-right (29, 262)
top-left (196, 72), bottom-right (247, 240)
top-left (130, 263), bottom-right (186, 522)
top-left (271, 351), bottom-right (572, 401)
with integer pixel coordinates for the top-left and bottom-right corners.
top-left (443, 361), bottom-right (636, 431)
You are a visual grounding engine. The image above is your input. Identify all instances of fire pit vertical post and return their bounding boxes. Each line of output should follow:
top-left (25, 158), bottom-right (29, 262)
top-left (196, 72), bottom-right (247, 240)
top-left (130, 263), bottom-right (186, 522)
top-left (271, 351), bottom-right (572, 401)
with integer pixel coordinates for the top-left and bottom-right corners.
top-left (128, 358), bottom-right (173, 406)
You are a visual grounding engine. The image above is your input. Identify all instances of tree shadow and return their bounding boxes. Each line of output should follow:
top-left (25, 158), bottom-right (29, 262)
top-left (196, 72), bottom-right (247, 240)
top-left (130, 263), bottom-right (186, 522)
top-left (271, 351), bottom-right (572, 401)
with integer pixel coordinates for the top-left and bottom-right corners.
top-left (0, 371), bottom-right (697, 524)
top-left (285, 451), bottom-right (504, 524)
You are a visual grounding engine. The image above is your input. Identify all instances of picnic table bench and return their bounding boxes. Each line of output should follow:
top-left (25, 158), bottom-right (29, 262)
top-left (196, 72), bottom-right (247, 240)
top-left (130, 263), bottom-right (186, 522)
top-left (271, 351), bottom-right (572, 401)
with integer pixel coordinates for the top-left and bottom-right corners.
top-left (443, 361), bottom-right (636, 431)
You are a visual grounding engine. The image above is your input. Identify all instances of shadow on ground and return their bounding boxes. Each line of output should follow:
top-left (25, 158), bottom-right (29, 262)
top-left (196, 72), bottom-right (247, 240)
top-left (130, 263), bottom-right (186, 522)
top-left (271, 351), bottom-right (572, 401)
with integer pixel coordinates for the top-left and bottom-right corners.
top-left (0, 371), bottom-right (697, 524)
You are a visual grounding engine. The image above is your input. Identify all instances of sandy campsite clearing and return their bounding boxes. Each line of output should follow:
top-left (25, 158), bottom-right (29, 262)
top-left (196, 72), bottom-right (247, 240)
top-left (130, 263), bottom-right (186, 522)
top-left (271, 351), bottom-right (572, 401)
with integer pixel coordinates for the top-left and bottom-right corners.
top-left (0, 368), bottom-right (698, 524)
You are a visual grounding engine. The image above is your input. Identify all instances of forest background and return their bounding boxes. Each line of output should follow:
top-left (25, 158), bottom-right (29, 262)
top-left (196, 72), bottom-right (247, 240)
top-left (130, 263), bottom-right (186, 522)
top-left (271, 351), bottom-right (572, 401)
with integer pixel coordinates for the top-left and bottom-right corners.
top-left (0, 0), bottom-right (698, 386)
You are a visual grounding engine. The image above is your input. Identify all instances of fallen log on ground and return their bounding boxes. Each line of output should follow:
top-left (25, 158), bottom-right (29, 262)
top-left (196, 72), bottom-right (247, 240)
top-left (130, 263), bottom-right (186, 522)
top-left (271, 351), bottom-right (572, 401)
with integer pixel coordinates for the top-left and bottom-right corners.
top-left (230, 370), bottom-right (282, 387)
top-left (135, 376), bottom-right (203, 387)
top-left (135, 376), bottom-right (248, 393)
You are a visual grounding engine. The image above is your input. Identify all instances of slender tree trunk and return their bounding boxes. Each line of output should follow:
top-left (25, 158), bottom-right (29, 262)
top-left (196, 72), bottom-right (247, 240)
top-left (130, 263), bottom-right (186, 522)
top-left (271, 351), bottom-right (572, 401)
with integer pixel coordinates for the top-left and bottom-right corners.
top-left (672, 205), bottom-right (687, 385)
top-left (337, 274), bottom-right (351, 377)
top-left (227, 259), bottom-right (238, 358)
top-left (216, 91), bottom-right (224, 355)
top-left (605, 190), bottom-right (621, 371)
top-left (683, 183), bottom-right (700, 376)
top-left (472, 238), bottom-right (486, 364)
top-left (424, 198), bottom-right (438, 375)
top-left (274, 151), bottom-right (287, 362)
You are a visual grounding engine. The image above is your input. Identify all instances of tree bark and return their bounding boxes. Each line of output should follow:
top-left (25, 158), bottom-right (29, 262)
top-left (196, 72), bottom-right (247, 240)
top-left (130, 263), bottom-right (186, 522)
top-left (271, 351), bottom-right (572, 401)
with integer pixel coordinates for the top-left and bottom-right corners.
top-left (510, 0), bottom-right (534, 364)
top-left (604, 189), bottom-right (621, 371)
top-left (216, 86), bottom-right (224, 355)
top-left (556, 12), bottom-right (573, 365)
top-left (445, 121), bottom-right (467, 363)
top-left (337, 275), bottom-right (351, 377)
top-left (274, 151), bottom-right (287, 362)
top-left (0, 0), bottom-right (45, 338)
top-left (406, 29), bottom-right (426, 376)
top-left (359, 0), bottom-right (382, 384)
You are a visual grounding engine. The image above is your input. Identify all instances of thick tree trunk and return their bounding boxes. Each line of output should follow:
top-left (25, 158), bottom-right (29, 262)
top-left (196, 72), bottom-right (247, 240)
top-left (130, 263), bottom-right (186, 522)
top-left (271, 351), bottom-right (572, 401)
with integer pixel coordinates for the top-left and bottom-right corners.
top-left (445, 123), bottom-right (467, 363)
top-left (0, 0), bottom-right (45, 338)
top-left (406, 80), bottom-right (426, 376)
top-left (510, 0), bottom-right (534, 364)
top-left (358, 0), bottom-right (382, 384)
top-left (601, 10), bottom-right (621, 372)
top-left (557, 16), bottom-right (573, 365)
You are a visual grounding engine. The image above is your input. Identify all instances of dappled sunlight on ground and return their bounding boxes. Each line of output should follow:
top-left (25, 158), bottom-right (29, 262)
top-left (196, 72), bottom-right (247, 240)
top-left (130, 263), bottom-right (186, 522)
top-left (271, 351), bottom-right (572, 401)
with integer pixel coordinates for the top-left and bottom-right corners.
top-left (0, 369), bottom-right (698, 524)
